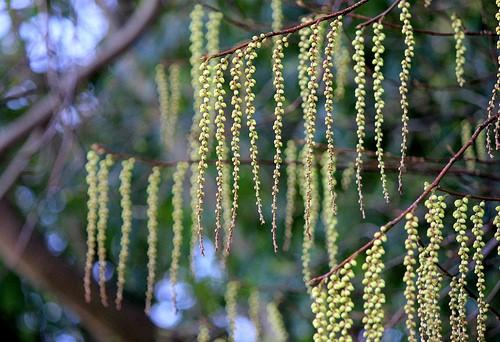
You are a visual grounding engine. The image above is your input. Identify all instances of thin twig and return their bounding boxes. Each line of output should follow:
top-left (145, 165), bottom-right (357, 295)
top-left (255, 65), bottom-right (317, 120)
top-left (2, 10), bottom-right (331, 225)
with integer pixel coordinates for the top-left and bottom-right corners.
top-left (436, 187), bottom-right (500, 202)
top-left (356, 0), bottom-right (402, 28)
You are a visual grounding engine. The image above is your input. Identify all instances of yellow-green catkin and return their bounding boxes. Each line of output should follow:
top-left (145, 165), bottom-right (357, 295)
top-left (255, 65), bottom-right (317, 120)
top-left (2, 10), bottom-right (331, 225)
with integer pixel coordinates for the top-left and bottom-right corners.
top-left (311, 284), bottom-right (328, 342)
top-left (221, 144), bottom-right (232, 263)
top-left (461, 120), bottom-right (475, 171)
top-left (167, 64), bottom-right (181, 141)
top-left (321, 152), bottom-right (338, 269)
top-left (155, 64), bottom-right (170, 150)
top-left (225, 281), bottom-right (239, 342)
top-left (115, 157), bottom-right (135, 310)
top-left (267, 302), bottom-right (288, 342)
top-left (283, 140), bottom-right (298, 251)
top-left (333, 33), bottom-right (349, 101)
top-left (298, 18), bottom-right (312, 110)
top-left (195, 61), bottom-right (212, 256)
top-left (486, 1), bottom-right (500, 155)
top-left (402, 213), bottom-right (419, 342)
top-left (145, 166), bottom-right (161, 314)
top-left (249, 289), bottom-right (261, 339)
top-left (213, 57), bottom-right (229, 251)
top-left (450, 197), bottom-right (470, 342)
top-left (271, 0), bottom-right (283, 32)
top-left (226, 50), bottom-right (244, 253)
top-left (397, 0), bottom-right (415, 193)
top-left (84, 150), bottom-right (99, 303)
top-left (471, 201), bottom-right (488, 341)
top-left (495, 205), bottom-right (500, 257)
top-left (451, 14), bottom-right (466, 87)
top-left (352, 29), bottom-right (367, 217)
top-left (303, 23), bottom-right (321, 239)
top-left (170, 162), bottom-right (188, 310)
top-left (245, 35), bottom-right (266, 225)
top-left (341, 161), bottom-right (355, 191)
top-left (372, 22), bottom-right (389, 203)
top-left (417, 193), bottom-right (446, 341)
top-left (362, 228), bottom-right (387, 342)
top-left (475, 126), bottom-right (487, 161)
top-left (270, 36), bottom-right (288, 253)
top-left (96, 154), bottom-right (113, 307)
top-left (198, 322), bottom-right (210, 342)
top-left (322, 18), bottom-right (342, 216)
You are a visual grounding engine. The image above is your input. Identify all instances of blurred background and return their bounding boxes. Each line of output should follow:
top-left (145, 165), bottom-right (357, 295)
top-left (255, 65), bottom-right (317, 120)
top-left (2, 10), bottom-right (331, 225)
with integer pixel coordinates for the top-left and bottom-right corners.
top-left (0, 0), bottom-right (499, 341)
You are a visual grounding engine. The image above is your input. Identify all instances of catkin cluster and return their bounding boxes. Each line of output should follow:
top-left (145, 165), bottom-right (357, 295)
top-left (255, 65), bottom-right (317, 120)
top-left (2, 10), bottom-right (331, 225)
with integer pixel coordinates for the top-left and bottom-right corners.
top-left (267, 302), bottom-right (288, 342)
top-left (245, 35), bottom-right (266, 225)
top-left (227, 50), bottom-right (244, 253)
top-left (449, 197), bottom-right (470, 342)
top-left (402, 213), bottom-right (419, 342)
top-left (451, 14), bottom-right (466, 87)
top-left (84, 150), bottom-right (99, 303)
top-left (213, 57), bottom-right (229, 250)
top-left (471, 202), bottom-right (488, 341)
top-left (145, 166), bottom-right (161, 313)
top-left (461, 120), bottom-right (475, 171)
top-left (321, 152), bottom-right (338, 269)
top-left (417, 194), bottom-right (446, 341)
top-left (371, 22), bottom-right (389, 203)
top-left (170, 162), bottom-right (188, 310)
top-left (362, 229), bottom-right (387, 342)
top-left (270, 36), bottom-right (288, 252)
top-left (322, 18), bottom-right (342, 215)
top-left (97, 154), bottom-right (113, 307)
top-left (352, 29), bottom-right (367, 217)
top-left (397, 0), bottom-right (415, 192)
top-left (283, 140), bottom-right (298, 251)
top-left (225, 281), bottom-right (239, 342)
top-left (116, 157), bottom-right (135, 310)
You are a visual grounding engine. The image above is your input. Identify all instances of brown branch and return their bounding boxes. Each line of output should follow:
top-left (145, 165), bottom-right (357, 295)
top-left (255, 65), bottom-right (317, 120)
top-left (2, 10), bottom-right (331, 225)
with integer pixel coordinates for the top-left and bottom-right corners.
top-left (310, 113), bottom-right (500, 285)
top-left (202, 0), bottom-right (371, 61)
top-left (0, 0), bottom-right (161, 155)
top-left (197, 1), bottom-right (267, 31)
top-left (436, 187), bottom-right (500, 202)
top-left (357, 0), bottom-right (402, 28)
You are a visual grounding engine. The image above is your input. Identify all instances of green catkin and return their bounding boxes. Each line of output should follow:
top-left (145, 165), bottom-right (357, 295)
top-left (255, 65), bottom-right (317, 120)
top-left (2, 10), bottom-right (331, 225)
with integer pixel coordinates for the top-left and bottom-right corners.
top-left (298, 18), bottom-right (312, 115)
top-left (461, 120), bottom-right (475, 171)
top-left (270, 36), bottom-right (288, 253)
top-left (155, 64), bottom-right (170, 151)
top-left (245, 35), bottom-right (266, 225)
top-left (372, 22), bottom-right (389, 203)
top-left (341, 161), bottom-right (355, 191)
top-left (322, 18), bottom-right (342, 216)
top-left (225, 281), bottom-right (239, 342)
top-left (213, 58), bottom-right (229, 251)
top-left (352, 29), bottom-right (367, 217)
top-left (195, 61), bottom-right (212, 255)
top-left (417, 193), bottom-right (446, 341)
top-left (362, 228), bottom-right (387, 342)
top-left (267, 302), bottom-right (288, 342)
top-left (115, 158), bottom-right (136, 310)
top-left (321, 152), bottom-right (338, 269)
top-left (311, 284), bottom-right (328, 342)
top-left (169, 162), bottom-right (188, 310)
top-left (226, 50), bottom-right (244, 253)
top-left (145, 166), bottom-right (161, 314)
top-left (495, 206), bottom-right (500, 257)
top-left (96, 154), bottom-right (113, 307)
top-left (471, 202), bottom-right (488, 341)
top-left (303, 23), bottom-right (321, 239)
top-left (84, 150), bottom-right (99, 303)
top-left (333, 34), bottom-right (349, 101)
top-left (402, 213), bottom-right (419, 342)
top-left (486, 0), bottom-right (500, 155)
top-left (450, 197), bottom-right (470, 342)
top-left (168, 64), bottom-right (181, 142)
top-left (475, 127), bottom-right (487, 161)
top-left (271, 0), bottom-right (283, 32)
top-left (397, 0), bottom-right (415, 193)
top-left (451, 14), bottom-right (466, 87)
top-left (249, 290), bottom-right (261, 339)
top-left (197, 322), bottom-right (210, 342)
top-left (283, 140), bottom-right (298, 251)
top-left (221, 145), bottom-right (232, 262)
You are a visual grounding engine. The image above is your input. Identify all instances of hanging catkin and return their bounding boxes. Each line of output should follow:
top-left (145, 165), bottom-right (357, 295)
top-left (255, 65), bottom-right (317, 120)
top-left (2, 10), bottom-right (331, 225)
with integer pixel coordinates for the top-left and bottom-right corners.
top-left (461, 120), bottom-right (475, 171)
top-left (397, 0), bottom-right (415, 192)
top-left (245, 35), bottom-right (266, 225)
top-left (96, 154), bottom-right (113, 307)
top-left (486, 1), bottom-right (500, 155)
top-left (283, 140), bottom-right (298, 251)
top-left (451, 14), bottom-right (466, 87)
top-left (352, 28), bottom-right (367, 217)
top-left (249, 289), bottom-right (261, 339)
top-left (84, 150), bottom-right (99, 303)
top-left (167, 63), bottom-right (181, 141)
top-left (321, 151), bottom-right (338, 269)
top-left (145, 166), bottom-right (161, 313)
top-left (402, 213), bottom-right (419, 342)
top-left (115, 157), bottom-right (135, 310)
top-left (371, 22), bottom-right (389, 203)
top-left (298, 17), bottom-right (312, 112)
top-left (267, 302), bottom-right (288, 342)
top-left (333, 32), bottom-right (349, 101)
top-left (471, 202), bottom-right (488, 341)
top-left (270, 36), bottom-right (288, 253)
top-left (197, 322), bottom-right (210, 342)
top-left (225, 280), bottom-right (239, 342)
top-left (169, 162), bottom-right (188, 310)
top-left (155, 64), bottom-right (170, 150)
top-left (322, 17), bottom-right (342, 216)
top-left (495, 205), bottom-right (500, 257)
top-left (271, 0), bottom-right (283, 32)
